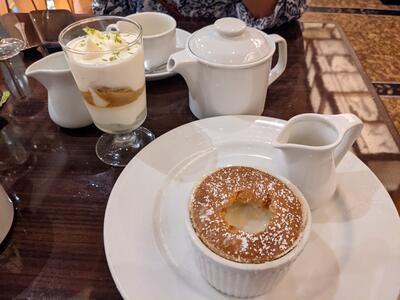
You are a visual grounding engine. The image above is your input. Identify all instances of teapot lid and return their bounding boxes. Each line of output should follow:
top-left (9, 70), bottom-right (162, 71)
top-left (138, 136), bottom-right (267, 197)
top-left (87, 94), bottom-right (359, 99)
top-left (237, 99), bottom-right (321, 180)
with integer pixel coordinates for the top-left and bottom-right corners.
top-left (188, 18), bottom-right (270, 66)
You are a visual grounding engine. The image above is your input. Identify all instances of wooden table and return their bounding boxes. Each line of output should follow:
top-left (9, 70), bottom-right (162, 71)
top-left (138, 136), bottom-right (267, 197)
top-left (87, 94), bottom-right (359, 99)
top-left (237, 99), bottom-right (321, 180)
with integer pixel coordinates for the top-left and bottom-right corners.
top-left (0, 20), bottom-right (399, 299)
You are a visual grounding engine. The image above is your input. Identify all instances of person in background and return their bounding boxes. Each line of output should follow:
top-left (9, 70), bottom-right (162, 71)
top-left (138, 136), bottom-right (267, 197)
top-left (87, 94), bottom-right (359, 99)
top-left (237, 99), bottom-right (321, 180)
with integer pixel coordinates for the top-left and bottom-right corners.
top-left (93, 0), bottom-right (307, 29)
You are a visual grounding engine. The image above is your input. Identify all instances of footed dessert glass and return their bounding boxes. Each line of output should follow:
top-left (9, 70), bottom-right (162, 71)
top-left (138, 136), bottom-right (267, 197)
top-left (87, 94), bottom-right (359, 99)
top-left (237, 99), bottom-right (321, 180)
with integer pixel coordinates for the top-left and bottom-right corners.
top-left (59, 16), bottom-right (154, 167)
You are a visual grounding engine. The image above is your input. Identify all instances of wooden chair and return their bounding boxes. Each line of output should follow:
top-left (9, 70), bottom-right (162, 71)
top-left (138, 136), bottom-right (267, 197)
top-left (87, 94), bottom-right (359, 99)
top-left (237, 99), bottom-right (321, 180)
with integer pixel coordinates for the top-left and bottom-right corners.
top-left (53, 0), bottom-right (93, 14)
top-left (53, 0), bottom-right (74, 11)
top-left (29, 9), bottom-right (92, 44)
top-left (29, 9), bottom-right (91, 52)
top-left (7, 0), bottom-right (47, 13)
top-left (29, 9), bottom-right (74, 49)
top-left (0, 0), bottom-right (9, 15)
top-left (71, 0), bottom-right (93, 14)
top-left (72, 13), bottom-right (92, 21)
top-left (0, 13), bottom-right (42, 50)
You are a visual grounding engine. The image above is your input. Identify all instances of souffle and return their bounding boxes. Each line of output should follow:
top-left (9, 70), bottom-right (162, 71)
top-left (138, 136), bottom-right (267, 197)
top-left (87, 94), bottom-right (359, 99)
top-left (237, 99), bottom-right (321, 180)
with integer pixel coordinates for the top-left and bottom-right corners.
top-left (190, 166), bottom-right (304, 264)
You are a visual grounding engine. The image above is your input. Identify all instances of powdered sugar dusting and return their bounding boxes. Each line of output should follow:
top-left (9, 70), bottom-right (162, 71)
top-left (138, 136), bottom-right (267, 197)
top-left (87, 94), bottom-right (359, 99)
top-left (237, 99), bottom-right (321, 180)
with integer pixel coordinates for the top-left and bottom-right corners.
top-left (190, 166), bottom-right (304, 264)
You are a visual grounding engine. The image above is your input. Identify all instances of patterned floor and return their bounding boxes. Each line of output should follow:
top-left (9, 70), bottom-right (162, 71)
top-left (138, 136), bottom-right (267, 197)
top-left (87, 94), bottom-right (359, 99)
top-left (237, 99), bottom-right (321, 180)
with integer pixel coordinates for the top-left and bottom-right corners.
top-left (309, 0), bottom-right (400, 10)
top-left (302, 0), bottom-right (400, 213)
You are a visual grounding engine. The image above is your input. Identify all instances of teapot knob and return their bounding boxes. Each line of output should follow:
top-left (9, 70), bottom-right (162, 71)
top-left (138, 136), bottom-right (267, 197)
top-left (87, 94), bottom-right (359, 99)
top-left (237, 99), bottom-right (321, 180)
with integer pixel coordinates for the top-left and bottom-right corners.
top-left (214, 17), bottom-right (246, 37)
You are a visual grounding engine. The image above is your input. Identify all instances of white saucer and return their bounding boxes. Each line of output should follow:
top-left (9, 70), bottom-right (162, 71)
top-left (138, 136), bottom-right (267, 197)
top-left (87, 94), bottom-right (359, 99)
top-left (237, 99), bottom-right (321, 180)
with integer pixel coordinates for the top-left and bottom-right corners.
top-left (145, 28), bottom-right (190, 81)
top-left (104, 115), bottom-right (400, 300)
top-left (0, 184), bottom-right (14, 244)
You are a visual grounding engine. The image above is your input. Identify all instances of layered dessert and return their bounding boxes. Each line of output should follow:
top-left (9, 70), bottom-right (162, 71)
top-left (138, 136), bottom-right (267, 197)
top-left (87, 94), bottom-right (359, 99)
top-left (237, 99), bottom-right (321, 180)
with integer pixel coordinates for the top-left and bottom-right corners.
top-left (190, 166), bottom-right (305, 264)
top-left (66, 27), bottom-right (146, 133)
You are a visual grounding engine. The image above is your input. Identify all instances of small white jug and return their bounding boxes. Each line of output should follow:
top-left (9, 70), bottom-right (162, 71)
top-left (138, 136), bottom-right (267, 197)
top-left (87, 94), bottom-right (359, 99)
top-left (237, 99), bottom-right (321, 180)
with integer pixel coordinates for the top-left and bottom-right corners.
top-left (273, 113), bottom-right (363, 210)
top-left (26, 52), bottom-right (92, 128)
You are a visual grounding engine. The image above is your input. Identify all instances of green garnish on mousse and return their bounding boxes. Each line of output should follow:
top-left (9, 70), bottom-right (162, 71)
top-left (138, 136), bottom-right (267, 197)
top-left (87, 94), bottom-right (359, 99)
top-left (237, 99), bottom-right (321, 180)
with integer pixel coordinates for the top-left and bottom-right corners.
top-left (83, 26), bottom-right (97, 35)
top-left (109, 51), bottom-right (120, 61)
top-left (83, 26), bottom-right (122, 44)
top-left (82, 26), bottom-right (131, 61)
top-left (113, 32), bottom-right (123, 44)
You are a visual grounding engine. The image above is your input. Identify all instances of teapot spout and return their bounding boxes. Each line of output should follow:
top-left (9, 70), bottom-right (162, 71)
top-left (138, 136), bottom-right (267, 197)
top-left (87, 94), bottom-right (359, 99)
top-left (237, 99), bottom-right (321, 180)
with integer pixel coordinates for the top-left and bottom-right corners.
top-left (167, 49), bottom-right (198, 95)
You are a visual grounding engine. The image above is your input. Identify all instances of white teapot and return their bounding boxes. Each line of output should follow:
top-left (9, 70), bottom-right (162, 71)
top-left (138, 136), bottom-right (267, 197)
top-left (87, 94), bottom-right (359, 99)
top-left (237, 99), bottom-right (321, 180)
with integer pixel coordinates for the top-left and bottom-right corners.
top-left (167, 17), bottom-right (287, 119)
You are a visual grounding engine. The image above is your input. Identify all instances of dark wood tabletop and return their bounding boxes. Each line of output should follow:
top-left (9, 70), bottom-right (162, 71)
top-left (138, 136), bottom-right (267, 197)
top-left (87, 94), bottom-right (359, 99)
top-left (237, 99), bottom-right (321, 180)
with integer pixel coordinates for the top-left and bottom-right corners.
top-left (0, 20), bottom-right (399, 299)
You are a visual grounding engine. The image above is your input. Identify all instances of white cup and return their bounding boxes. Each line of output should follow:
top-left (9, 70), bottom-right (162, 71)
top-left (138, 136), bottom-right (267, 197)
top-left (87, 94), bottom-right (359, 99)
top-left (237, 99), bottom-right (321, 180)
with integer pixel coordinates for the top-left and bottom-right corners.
top-left (127, 12), bottom-right (176, 70)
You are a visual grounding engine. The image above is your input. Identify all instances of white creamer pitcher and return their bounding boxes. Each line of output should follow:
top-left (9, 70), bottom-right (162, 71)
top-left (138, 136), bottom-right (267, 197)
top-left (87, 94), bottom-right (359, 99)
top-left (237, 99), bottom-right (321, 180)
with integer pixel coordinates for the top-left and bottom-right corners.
top-left (273, 113), bottom-right (363, 210)
top-left (26, 52), bottom-right (92, 128)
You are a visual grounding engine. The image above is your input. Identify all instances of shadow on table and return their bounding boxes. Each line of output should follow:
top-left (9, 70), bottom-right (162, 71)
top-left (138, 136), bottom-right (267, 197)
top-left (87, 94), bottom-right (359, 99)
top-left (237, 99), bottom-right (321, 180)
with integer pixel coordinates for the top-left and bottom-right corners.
top-left (0, 181), bottom-right (54, 299)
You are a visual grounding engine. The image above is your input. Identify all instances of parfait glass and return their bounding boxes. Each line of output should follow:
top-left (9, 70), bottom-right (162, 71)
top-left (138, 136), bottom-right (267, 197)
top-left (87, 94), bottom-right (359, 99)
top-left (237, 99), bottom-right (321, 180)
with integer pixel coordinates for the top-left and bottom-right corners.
top-left (59, 16), bottom-right (154, 167)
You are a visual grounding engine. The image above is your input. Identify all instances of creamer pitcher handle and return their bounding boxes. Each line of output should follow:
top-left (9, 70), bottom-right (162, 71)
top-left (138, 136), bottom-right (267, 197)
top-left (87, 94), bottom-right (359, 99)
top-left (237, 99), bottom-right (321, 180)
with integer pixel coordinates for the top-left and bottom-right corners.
top-left (325, 114), bottom-right (363, 166)
top-left (268, 34), bottom-right (287, 86)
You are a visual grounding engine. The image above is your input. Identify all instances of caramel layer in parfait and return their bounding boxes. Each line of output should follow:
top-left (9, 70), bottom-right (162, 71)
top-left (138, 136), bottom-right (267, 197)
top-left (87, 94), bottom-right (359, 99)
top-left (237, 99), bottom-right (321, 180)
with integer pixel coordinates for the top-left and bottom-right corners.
top-left (81, 85), bottom-right (145, 108)
top-left (190, 166), bottom-right (304, 264)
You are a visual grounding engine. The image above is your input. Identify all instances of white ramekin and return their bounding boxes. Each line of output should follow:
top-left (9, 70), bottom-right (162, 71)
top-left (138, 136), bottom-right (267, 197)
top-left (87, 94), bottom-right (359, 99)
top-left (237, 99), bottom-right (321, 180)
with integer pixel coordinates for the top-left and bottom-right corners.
top-left (185, 175), bottom-right (312, 298)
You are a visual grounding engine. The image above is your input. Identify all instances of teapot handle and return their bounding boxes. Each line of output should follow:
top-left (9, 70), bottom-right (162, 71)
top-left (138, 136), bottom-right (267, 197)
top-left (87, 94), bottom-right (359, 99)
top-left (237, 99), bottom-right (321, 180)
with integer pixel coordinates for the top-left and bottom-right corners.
top-left (325, 114), bottom-right (363, 166)
top-left (268, 34), bottom-right (287, 86)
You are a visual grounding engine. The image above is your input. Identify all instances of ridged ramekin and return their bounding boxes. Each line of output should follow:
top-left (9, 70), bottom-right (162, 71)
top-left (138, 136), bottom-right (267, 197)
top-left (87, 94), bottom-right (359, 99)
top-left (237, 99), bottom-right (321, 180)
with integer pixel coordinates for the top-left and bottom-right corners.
top-left (185, 175), bottom-right (312, 298)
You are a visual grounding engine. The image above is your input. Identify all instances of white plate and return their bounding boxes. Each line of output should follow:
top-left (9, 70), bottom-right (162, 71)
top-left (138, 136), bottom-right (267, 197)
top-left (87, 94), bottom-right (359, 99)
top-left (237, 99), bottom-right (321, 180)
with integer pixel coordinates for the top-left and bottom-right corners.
top-left (0, 184), bottom-right (14, 244)
top-left (145, 28), bottom-right (190, 81)
top-left (104, 115), bottom-right (400, 300)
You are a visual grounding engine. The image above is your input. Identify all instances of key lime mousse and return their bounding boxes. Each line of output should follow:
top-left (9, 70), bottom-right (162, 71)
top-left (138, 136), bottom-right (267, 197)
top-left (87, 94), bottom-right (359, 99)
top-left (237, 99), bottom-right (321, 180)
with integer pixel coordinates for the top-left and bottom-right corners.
top-left (66, 27), bottom-right (146, 133)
